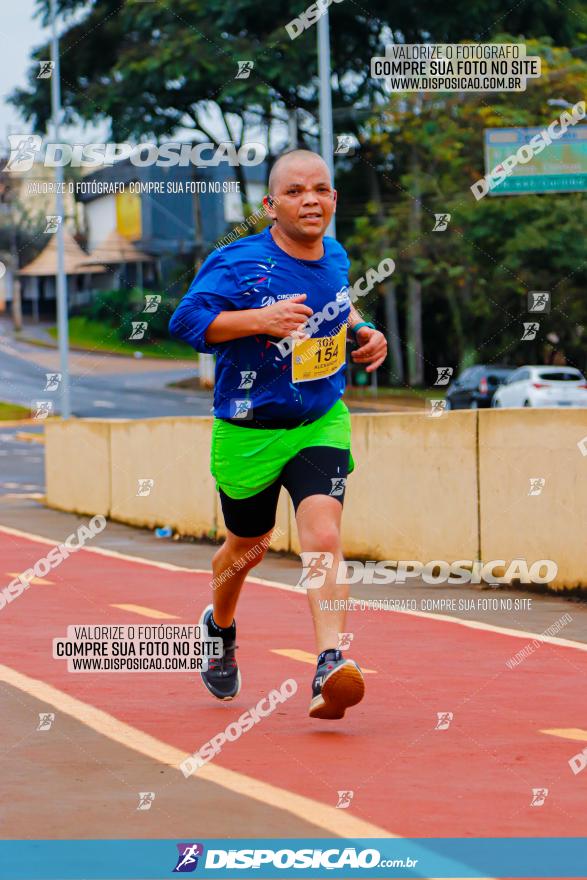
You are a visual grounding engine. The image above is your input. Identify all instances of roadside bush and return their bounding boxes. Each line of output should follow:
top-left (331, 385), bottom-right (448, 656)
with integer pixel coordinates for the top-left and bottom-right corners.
top-left (85, 288), bottom-right (179, 344)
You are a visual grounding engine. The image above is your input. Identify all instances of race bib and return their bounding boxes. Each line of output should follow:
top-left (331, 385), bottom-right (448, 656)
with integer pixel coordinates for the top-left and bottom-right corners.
top-left (292, 324), bottom-right (346, 383)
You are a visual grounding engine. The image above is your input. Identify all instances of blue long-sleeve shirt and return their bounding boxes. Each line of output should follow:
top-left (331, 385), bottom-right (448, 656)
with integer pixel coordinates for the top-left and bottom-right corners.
top-left (169, 225), bottom-right (351, 421)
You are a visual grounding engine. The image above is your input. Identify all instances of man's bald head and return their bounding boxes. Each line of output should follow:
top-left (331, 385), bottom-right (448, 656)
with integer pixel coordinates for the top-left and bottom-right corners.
top-left (263, 148), bottom-right (337, 244)
top-left (268, 149), bottom-right (332, 196)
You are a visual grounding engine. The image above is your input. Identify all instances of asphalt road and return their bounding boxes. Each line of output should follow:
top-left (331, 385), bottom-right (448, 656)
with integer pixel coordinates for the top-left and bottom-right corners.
top-left (0, 323), bottom-right (213, 419)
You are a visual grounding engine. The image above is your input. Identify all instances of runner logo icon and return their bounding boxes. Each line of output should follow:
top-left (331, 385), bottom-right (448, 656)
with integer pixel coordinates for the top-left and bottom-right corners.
top-left (173, 843), bottom-right (204, 872)
top-left (297, 552), bottom-right (334, 589)
top-left (238, 371), bottom-right (256, 390)
top-left (329, 477), bottom-right (347, 497)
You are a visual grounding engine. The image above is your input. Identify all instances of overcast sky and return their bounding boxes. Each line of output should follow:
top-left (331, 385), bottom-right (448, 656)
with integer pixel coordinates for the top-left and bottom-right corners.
top-left (0, 0), bottom-right (47, 138)
top-left (0, 2), bottom-right (283, 153)
top-left (0, 0), bottom-right (109, 147)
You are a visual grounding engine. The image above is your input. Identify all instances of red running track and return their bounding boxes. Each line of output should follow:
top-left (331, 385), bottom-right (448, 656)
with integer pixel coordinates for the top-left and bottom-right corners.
top-left (1, 528), bottom-right (586, 838)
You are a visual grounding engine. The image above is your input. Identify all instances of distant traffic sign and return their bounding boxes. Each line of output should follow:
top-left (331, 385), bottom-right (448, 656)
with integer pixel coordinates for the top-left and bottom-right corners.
top-left (484, 125), bottom-right (587, 194)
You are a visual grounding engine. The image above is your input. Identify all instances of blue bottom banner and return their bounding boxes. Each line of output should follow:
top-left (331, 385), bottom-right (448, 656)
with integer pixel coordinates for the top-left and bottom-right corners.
top-left (0, 838), bottom-right (585, 879)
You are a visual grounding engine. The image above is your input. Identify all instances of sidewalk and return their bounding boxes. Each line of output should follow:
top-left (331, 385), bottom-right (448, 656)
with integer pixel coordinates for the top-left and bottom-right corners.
top-left (1, 491), bottom-right (585, 644)
top-left (0, 316), bottom-right (197, 377)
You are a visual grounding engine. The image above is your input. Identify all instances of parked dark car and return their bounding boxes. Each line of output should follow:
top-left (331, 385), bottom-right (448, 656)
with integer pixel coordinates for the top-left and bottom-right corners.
top-left (445, 365), bottom-right (514, 410)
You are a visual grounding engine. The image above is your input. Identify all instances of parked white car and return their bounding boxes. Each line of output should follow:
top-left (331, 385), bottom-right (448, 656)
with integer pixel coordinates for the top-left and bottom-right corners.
top-left (492, 365), bottom-right (587, 408)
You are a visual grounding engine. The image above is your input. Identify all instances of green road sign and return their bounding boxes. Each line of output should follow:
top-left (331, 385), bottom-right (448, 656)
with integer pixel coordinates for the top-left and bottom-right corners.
top-left (484, 125), bottom-right (587, 194)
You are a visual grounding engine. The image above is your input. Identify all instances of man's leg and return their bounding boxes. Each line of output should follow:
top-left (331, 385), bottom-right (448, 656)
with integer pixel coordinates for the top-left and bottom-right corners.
top-left (211, 528), bottom-right (273, 627)
top-left (295, 494), bottom-right (347, 653)
top-left (282, 446), bottom-right (365, 719)
top-left (199, 479), bottom-right (280, 701)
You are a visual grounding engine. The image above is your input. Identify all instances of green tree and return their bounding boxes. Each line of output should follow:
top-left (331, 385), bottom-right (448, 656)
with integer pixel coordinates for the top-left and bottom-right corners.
top-left (349, 38), bottom-right (587, 382)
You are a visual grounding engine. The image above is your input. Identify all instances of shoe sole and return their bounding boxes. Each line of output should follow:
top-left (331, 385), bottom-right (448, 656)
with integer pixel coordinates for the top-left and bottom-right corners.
top-left (198, 604), bottom-right (241, 701)
top-left (309, 660), bottom-right (365, 719)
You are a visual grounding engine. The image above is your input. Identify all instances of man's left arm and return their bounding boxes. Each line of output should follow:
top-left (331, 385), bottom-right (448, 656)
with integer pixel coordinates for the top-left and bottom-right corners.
top-left (347, 304), bottom-right (388, 373)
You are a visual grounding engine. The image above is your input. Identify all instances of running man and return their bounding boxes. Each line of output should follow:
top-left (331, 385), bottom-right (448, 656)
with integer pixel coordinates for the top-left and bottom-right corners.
top-left (169, 149), bottom-right (387, 719)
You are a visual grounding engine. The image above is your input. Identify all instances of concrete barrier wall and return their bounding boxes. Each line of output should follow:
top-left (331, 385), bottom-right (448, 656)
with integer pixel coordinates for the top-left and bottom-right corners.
top-left (334, 411), bottom-right (478, 563)
top-left (44, 409), bottom-right (587, 590)
top-left (109, 417), bottom-right (217, 535)
top-left (479, 409), bottom-right (587, 590)
top-left (45, 419), bottom-right (112, 516)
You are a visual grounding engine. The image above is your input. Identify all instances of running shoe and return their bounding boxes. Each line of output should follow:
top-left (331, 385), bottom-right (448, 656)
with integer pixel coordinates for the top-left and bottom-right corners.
top-left (199, 604), bottom-right (241, 700)
top-left (309, 649), bottom-right (365, 719)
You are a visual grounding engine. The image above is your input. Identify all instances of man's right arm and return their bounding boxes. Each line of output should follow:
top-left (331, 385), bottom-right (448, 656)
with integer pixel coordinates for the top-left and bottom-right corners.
top-left (170, 288), bottom-right (313, 350)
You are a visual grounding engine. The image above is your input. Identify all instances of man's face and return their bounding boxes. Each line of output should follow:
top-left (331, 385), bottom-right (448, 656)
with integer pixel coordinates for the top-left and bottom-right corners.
top-left (264, 156), bottom-right (337, 242)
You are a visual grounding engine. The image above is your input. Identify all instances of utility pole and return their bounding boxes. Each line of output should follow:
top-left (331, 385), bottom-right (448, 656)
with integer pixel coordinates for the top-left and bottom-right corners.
top-left (0, 159), bottom-right (22, 331)
top-left (317, 11), bottom-right (336, 238)
top-left (50, 0), bottom-right (71, 418)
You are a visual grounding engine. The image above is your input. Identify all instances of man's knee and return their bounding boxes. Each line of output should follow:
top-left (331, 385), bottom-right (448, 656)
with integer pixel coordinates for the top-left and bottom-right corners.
top-left (221, 532), bottom-right (271, 571)
top-left (300, 522), bottom-right (341, 555)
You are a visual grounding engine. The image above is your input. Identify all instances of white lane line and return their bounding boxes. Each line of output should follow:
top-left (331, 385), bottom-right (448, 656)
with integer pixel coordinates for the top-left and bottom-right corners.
top-left (0, 663), bottom-right (393, 839)
top-left (0, 523), bottom-right (585, 653)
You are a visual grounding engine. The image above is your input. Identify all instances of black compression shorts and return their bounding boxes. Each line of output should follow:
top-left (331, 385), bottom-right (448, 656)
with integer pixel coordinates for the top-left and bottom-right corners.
top-left (218, 445), bottom-right (350, 538)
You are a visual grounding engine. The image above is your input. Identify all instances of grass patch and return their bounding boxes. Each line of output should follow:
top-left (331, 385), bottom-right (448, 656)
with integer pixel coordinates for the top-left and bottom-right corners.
top-left (0, 401), bottom-right (31, 420)
top-left (48, 317), bottom-right (194, 360)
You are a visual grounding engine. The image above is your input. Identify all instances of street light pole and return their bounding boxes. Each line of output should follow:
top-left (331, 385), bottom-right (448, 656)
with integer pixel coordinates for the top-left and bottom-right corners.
top-left (317, 10), bottom-right (336, 239)
top-left (50, 0), bottom-right (71, 418)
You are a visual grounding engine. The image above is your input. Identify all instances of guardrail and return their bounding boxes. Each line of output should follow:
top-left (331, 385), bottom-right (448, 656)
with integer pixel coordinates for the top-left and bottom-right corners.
top-left (44, 408), bottom-right (587, 591)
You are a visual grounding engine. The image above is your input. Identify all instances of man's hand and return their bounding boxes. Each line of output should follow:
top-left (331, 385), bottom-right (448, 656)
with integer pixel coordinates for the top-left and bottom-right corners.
top-left (257, 294), bottom-right (313, 339)
top-left (351, 325), bottom-right (387, 372)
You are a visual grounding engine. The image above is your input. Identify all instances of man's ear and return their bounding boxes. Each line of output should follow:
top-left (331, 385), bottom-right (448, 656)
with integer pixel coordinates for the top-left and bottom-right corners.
top-left (263, 193), bottom-right (277, 221)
